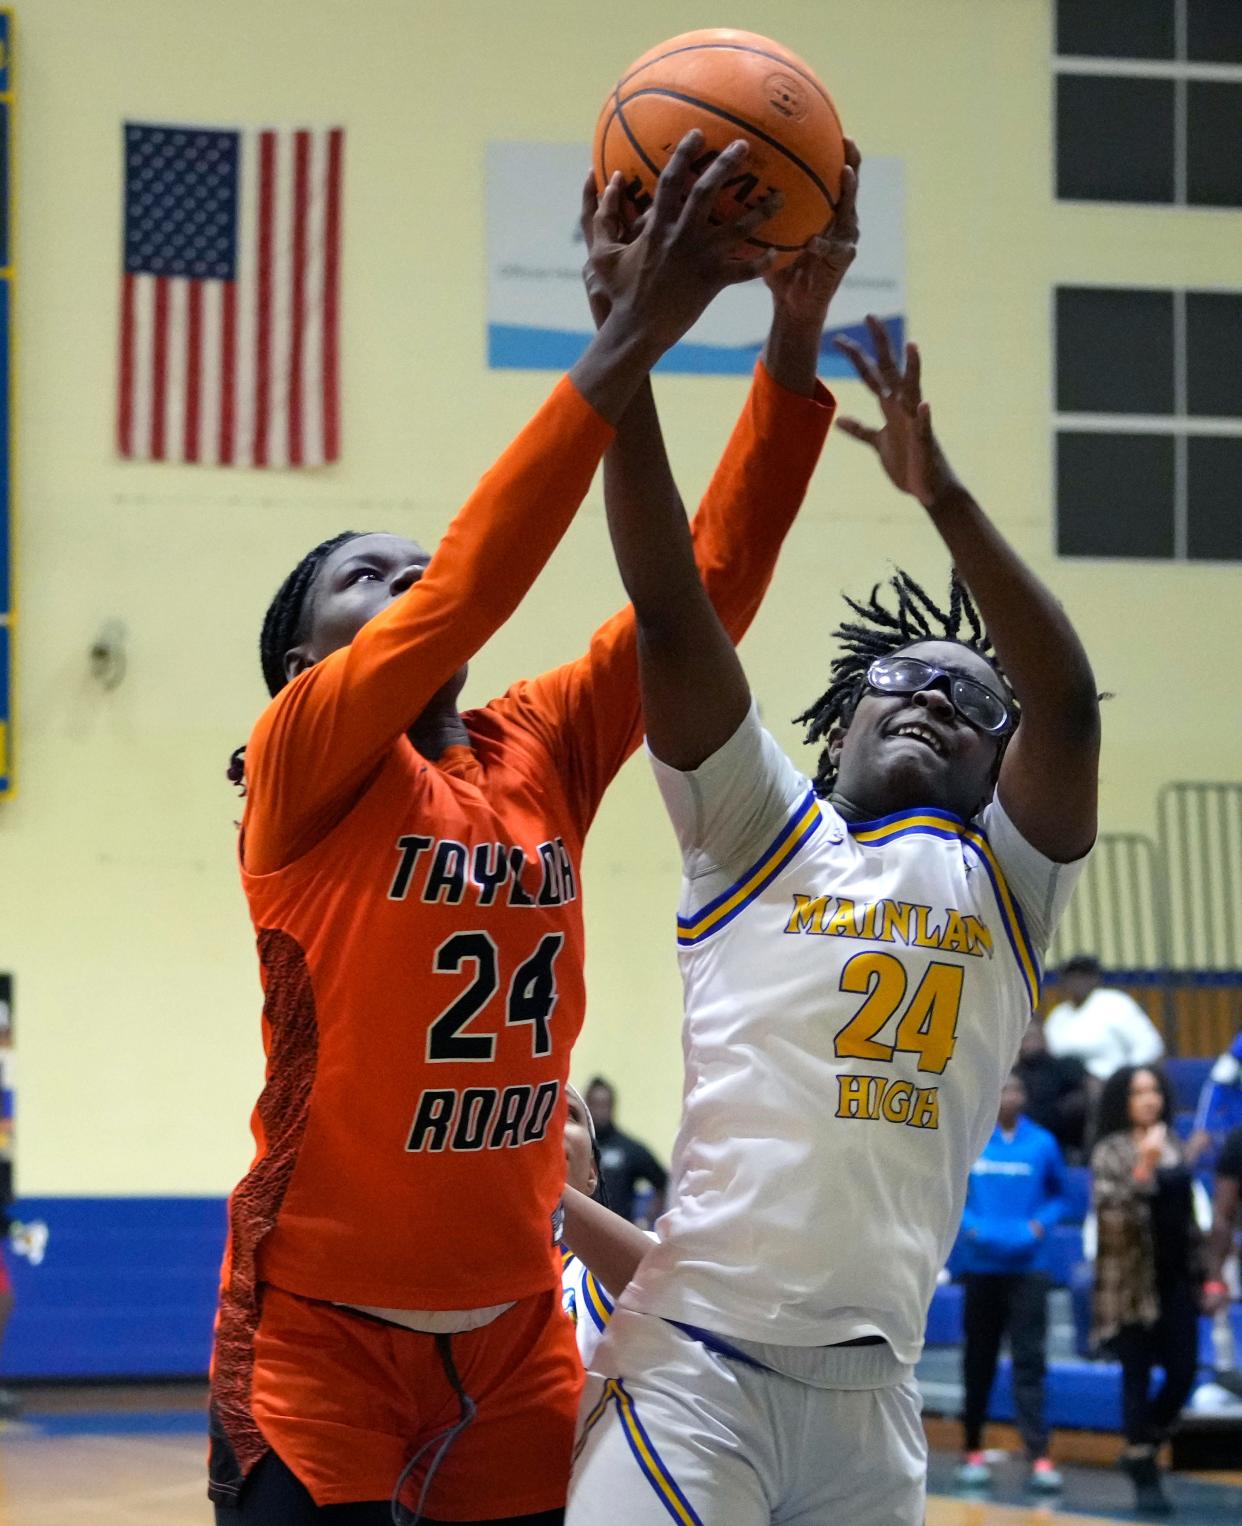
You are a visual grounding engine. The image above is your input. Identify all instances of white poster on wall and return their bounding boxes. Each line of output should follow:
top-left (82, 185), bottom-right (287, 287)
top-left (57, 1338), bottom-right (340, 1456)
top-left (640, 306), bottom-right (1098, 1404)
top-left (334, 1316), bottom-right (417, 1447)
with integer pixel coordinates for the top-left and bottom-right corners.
top-left (486, 142), bottom-right (905, 376)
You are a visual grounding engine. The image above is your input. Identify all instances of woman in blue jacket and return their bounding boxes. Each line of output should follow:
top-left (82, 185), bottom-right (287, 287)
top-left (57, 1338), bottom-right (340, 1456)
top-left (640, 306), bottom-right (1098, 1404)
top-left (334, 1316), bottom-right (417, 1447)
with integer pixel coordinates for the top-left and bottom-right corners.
top-left (955, 1068), bottom-right (1068, 1491)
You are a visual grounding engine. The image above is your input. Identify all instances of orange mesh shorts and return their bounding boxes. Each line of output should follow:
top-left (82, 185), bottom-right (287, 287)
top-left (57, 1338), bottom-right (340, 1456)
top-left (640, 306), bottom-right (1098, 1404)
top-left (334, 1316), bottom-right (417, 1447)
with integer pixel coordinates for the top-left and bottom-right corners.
top-left (249, 1283), bottom-right (581, 1518)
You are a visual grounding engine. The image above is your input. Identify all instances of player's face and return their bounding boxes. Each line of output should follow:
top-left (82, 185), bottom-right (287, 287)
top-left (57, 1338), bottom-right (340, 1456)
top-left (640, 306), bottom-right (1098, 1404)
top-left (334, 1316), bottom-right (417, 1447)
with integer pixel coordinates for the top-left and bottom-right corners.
top-left (564, 1090), bottom-right (598, 1196)
top-left (1063, 969), bottom-right (1099, 1004)
top-left (586, 1084), bottom-right (614, 1132)
top-left (830, 640), bottom-right (1008, 820)
top-left (998, 1074), bottom-right (1026, 1125)
top-left (1127, 1068), bottom-right (1165, 1129)
top-left (284, 533), bottom-right (468, 701)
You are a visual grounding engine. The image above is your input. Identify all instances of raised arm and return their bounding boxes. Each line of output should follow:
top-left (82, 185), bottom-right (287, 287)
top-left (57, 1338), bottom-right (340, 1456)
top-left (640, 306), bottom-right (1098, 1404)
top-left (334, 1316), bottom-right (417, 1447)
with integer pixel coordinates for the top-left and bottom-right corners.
top-left (588, 140), bottom-right (859, 771)
top-left (243, 137), bottom-right (776, 871)
top-left (562, 1185), bottom-right (653, 1301)
top-left (836, 319), bottom-right (1100, 863)
top-left (497, 144), bottom-right (844, 827)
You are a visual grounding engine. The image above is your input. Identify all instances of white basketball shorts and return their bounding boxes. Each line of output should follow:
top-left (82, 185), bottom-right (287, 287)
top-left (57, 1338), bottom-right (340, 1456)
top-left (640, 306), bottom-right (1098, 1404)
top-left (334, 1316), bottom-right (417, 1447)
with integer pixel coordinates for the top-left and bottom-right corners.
top-left (567, 1308), bottom-right (927, 1526)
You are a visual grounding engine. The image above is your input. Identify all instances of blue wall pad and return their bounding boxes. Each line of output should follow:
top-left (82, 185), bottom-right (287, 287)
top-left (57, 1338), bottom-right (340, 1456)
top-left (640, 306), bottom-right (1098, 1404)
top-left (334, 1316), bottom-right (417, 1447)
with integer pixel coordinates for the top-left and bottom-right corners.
top-left (1, 1197), bottom-right (227, 1380)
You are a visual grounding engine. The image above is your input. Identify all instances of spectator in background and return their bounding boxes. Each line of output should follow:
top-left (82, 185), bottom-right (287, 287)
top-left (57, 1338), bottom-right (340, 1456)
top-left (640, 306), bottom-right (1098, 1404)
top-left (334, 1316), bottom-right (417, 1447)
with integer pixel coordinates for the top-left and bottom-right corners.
top-left (954, 1071), bottom-right (1067, 1494)
top-left (1091, 1065), bottom-right (1203, 1515)
top-left (1015, 1017), bottom-right (1090, 1161)
top-left (585, 1077), bottom-right (668, 1226)
top-left (1188, 1023), bottom-right (1242, 1164)
top-left (1044, 955), bottom-right (1164, 1085)
top-left (1202, 1122), bottom-right (1242, 1394)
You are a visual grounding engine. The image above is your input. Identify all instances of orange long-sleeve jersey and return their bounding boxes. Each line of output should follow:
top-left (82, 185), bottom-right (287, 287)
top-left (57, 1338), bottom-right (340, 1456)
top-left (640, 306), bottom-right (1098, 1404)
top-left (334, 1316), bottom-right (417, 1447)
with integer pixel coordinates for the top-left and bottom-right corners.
top-left (225, 365), bottom-right (832, 1320)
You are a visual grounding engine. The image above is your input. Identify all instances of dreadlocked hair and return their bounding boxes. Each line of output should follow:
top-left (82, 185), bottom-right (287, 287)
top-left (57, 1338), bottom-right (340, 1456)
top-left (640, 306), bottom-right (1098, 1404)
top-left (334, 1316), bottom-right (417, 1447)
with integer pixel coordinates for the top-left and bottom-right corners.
top-left (793, 568), bottom-right (1012, 798)
top-left (227, 530), bottom-right (371, 795)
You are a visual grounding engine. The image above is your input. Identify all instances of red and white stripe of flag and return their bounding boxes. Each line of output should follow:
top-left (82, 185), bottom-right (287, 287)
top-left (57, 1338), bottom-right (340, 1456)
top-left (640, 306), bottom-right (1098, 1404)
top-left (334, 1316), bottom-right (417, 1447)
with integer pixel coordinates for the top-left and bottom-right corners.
top-left (118, 126), bottom-right (343, 467)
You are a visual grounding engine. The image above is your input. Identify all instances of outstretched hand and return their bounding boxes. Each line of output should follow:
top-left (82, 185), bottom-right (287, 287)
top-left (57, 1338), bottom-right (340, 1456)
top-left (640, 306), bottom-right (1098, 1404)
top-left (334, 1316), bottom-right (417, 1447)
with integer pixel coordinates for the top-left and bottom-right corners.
top-left (835, 316), bottom-right (965, 510)
top-left (579, 172), bottom-right (633, 329)
top-left (764, 138), bottom-right (860, 325)
top-left (582, 130), bottom-right (783, 356)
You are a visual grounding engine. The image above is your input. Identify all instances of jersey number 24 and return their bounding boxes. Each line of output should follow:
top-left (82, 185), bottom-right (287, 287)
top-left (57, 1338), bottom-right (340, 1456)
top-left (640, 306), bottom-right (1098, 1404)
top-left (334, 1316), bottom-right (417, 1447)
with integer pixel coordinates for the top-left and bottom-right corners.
top-left (426, 931), bottom-right (563, 1062)
top-left (835, 952), bottom-right (962, 1074)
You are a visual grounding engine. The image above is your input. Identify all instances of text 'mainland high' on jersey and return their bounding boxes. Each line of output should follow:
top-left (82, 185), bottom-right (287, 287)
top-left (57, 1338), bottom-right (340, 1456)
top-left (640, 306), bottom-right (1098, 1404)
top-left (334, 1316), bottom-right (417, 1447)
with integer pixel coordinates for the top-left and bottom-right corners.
top-left (624, 705), bottom-right (1087, 1364)
top-left (211, 368), bottom-right (833, 1481)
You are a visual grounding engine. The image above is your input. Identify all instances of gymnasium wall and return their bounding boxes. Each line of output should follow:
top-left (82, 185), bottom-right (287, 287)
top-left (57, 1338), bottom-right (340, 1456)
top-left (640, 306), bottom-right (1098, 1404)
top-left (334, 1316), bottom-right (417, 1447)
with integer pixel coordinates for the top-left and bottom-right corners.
top-left (3, 0), bottom-right (1239, 1202)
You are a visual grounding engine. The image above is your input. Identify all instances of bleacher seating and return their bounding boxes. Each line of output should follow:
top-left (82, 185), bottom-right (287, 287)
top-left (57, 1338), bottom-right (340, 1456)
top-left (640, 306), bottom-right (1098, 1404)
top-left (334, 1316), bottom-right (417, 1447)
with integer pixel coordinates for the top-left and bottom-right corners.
top-left (1165, 1056), bottom-right (1214, 1113)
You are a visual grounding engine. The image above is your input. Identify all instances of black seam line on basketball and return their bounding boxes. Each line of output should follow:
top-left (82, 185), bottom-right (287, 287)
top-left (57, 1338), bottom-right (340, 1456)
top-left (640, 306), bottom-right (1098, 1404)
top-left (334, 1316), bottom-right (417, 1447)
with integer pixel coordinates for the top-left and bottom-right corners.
top-left (618, 41), bottom-right (836, 117)
top-left (745, 233), bottom-right (814, 252)
top-left (607, 101), bottom-right (807, 247)
top-left (617, 87), bottom-right (838, 210)
top-left (615, 87), bottom-right (663, 182)
top-left (597, 104), bottom-right (617, 188)
top-left (609, 99), bottom-right (806, 253)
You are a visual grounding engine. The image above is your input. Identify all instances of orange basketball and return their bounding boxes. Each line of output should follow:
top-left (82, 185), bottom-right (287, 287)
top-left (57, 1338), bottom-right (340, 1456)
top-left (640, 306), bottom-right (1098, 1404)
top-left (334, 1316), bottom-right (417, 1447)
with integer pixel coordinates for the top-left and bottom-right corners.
top-left (593, 29), bottom-right (846, 268)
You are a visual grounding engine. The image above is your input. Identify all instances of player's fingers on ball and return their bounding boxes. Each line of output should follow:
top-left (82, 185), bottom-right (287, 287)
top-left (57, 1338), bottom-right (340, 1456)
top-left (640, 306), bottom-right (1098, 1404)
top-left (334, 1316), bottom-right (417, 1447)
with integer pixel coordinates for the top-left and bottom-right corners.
top-left (652, 130), bottom-right (703, 226)
top-left (580, 173), bottom-right (602, 245)
top-left (834, 336), bottom-right (885, 396)
top-left (844, 137), bottom-right (862, 172)
top-left (685, 139), bottom-right (749, 224)
top-left (593, 173), bottom-right (626, 243)
top-left (731, 191), bottom-right (783, 241)
top-left (835, 167), bottom-right (860, 237)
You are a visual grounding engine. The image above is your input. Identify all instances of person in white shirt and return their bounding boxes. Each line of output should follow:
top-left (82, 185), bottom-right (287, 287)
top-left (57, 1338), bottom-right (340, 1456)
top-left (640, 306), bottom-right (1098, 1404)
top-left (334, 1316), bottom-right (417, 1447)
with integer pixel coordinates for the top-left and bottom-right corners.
top-left (1043, 955), bottom-right (1164, 1081)
top-left (565, 284), bottom-right (1100, 1524)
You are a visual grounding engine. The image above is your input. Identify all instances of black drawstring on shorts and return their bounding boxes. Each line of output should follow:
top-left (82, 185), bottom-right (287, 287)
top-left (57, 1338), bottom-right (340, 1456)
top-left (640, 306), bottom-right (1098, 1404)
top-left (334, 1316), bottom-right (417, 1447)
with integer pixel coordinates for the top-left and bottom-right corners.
top-left (389, 1332), bottom-right (478, 1526)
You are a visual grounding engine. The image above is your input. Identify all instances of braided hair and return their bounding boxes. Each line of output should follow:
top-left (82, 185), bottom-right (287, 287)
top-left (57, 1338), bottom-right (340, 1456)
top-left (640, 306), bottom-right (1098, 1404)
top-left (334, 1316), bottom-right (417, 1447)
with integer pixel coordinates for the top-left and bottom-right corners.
top-left (794, 568), bottom-right (1011, 797)
top-left (227, 530), bottom-right (370, 790)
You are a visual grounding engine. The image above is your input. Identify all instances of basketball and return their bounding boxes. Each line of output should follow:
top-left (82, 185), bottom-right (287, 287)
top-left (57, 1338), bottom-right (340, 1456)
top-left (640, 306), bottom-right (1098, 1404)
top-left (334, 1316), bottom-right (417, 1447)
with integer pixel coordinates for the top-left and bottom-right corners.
top-left (593, 28), bottom-right (846, 267)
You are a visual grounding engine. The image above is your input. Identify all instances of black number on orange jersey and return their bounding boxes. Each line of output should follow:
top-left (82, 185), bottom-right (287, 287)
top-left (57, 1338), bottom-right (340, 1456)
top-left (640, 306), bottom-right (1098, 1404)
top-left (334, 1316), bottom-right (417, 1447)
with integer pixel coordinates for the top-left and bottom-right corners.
top-left (427, 933), bottom-right (499, 1062)
top-left (506, 934), bottom-right (562, 1058)
top-left (427, 931), bottom-right (564, 1063)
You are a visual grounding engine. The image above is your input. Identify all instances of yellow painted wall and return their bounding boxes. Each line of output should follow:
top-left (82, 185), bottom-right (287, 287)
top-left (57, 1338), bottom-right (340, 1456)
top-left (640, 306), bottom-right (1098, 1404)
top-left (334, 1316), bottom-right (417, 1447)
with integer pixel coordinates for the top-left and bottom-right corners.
top-left (2, 0), bottom-right (1237, 1193)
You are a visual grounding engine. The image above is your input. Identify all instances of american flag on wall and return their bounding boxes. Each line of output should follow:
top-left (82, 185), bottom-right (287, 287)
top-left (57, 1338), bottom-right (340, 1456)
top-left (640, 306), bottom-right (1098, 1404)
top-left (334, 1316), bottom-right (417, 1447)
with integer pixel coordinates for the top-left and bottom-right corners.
top-left (117, 123), bottom-right (344, 467)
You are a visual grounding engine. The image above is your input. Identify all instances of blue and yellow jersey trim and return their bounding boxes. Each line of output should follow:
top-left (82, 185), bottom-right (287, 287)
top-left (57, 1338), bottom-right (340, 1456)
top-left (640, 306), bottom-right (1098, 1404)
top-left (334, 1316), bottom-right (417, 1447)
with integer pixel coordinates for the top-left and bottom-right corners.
top-left (676, 789), bottom-right (822, 948)
top-left (848, 807), bottom-right (1042, 1009)
top-left (578, 1378), bottom-right (703, 1526)
top-left (559, 1244), bottom-right (615, 1334)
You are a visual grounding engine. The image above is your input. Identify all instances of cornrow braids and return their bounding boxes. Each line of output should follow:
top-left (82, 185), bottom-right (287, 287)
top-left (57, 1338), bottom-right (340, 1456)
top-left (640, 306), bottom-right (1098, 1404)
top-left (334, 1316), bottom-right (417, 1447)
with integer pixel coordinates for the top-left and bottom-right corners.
top-left (227, 530), bottom-right (370, 794)
top-left (794, 568), bottom-right (1011, 797)
top-left (259, 530), bottom-right (368, 698)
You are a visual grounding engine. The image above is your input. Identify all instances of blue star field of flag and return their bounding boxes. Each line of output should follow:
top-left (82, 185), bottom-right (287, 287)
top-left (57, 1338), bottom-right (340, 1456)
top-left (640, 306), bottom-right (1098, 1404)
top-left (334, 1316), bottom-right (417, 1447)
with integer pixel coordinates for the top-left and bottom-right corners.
top-left (123, 124), bottom-right (240, 282)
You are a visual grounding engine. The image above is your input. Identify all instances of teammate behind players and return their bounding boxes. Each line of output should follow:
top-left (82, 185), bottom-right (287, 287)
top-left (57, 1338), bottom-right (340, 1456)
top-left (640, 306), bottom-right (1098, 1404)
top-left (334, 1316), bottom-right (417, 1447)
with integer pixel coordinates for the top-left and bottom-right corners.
top-left (560, 1085), bottom-right (655, 1371)
top-left (567, 316), bottom-right (1099, 1525)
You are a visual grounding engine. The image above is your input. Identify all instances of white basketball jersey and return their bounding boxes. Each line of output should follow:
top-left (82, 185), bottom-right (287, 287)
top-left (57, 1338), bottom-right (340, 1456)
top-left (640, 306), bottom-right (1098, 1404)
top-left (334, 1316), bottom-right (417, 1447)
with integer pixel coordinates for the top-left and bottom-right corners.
top-left (623, 707), bottom-right (1084, 1363)
top-left (561, 1245), bottom-right (616, 1367)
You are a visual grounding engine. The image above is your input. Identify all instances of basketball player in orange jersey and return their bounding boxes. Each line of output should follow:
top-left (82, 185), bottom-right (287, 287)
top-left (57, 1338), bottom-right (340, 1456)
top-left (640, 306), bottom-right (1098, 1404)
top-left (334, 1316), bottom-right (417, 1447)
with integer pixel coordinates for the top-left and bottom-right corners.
top-left (209, 130), bottom-right (858, 1526)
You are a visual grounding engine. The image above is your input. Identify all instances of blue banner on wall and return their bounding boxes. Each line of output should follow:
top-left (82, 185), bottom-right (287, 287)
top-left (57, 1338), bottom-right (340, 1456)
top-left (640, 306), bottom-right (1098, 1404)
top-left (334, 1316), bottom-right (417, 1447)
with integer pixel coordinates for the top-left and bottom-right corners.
top-left (486, 143), bottom-right (906, 377)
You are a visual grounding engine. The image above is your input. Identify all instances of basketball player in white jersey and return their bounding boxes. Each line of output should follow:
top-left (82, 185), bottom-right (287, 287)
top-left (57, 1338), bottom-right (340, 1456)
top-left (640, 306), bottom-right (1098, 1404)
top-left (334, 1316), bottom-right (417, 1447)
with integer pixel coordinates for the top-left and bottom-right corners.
top-left (565, 296), bottom-right (1100, 1524)
top-left (560, 1084), bottom-right (654, 1369)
